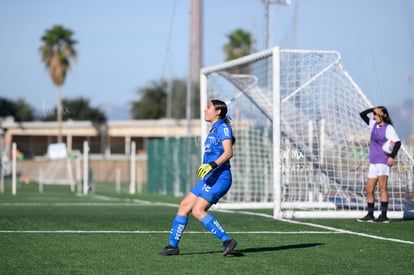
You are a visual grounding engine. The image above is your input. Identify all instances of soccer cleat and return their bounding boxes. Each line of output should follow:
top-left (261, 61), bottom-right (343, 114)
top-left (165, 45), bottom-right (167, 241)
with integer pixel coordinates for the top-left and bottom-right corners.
top-left (158, 245), bottom-right (180, 256)
top-left (222, 239), bottom-right (237, 256)
top-left (375, 214), bottom-right (390, 223)
top-left (357, 214), bottom-right (375, 222)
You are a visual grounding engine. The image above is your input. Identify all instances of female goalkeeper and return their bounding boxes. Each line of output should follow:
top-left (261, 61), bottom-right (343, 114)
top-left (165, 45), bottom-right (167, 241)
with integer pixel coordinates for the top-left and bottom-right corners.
top-left (358, 106), bottom-right (401, 223)
top-left (159, 99), bottom-right (237, 256)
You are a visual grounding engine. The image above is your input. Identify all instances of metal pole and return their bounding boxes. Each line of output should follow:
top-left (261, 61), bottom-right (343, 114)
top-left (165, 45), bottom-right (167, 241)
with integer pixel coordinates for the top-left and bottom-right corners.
top-left (129, 141), bottom-right (136, 194)
top-left (0, 126), bottom-right (4, 194)
top-left (0, 161), bottom-right (3, 194)
top-left (12, 142), bottom-right (16, 195)
top-left (187, 0), bottom-right (202, 136)
top-left (116, 167), bottom-right (121, 194)
top-left (260, 0), bottom-right (291, 50)
top-left (166, 73), bottom-right (173, 118)
top-left (264, 0), bottom-right (269, 50)
top-left (186, 1), bottom-right (193, 136)
top-left (83, 140), bottom-right (89, 195)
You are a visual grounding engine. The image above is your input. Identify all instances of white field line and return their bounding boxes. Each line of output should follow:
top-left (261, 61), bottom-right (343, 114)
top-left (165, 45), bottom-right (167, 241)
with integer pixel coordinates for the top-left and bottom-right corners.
top-left (0, 230), bottom-right (338, 234)
top-left (1, 195), bottom-right (413, 245)
top-left (0, 202), bottom-right (170, 207)
top-left (279, 218), bottom-right (414, 245)
top-left (233, 210), bottom-right (414, 245)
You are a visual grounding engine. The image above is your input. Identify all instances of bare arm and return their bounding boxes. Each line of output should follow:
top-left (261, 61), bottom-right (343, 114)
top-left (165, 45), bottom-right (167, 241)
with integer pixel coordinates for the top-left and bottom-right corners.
top-left (212, 139), bottom-right (233, 166)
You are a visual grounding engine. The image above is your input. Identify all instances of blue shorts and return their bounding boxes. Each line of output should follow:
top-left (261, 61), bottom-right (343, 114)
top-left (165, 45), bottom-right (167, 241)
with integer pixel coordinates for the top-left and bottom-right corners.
top-left (190, 169), bottom-right (232, 205)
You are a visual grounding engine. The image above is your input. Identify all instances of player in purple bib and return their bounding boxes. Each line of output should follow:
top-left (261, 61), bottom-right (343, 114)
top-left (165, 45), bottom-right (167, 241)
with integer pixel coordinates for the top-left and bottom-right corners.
top-left (358, 106), bottom-right (401, 223)
top-left (159, 99), bottom-right (237, 256)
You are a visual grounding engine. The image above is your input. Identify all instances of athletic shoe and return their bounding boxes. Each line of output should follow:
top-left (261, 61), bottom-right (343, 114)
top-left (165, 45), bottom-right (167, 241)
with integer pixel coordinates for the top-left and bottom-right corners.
top-left (159, 245), bottom-right (180, 256)
top-left (375, 214), bottom-right (390, 223)
top-left (222, 239), bottom-right (237, 256)
top-left (357, 214), bottom-right (375, 222)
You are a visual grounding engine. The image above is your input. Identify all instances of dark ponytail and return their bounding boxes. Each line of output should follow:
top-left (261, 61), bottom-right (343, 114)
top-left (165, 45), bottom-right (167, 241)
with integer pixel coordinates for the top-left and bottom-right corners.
top-left (211, 99), bottom-right (228, 119)
top-left (211, 99), bottom-right (235, 144)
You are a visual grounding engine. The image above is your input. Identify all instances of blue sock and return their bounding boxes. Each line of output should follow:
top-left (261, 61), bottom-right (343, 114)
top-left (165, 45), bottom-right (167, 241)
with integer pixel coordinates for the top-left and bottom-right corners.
top-left (200, 214), bottom-right (231, 242)
top-left (168, 215), bottom-right (188, 248)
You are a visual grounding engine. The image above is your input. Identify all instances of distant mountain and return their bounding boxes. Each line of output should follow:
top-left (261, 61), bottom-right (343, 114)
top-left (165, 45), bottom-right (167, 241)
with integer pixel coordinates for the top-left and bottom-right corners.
top-left (100, 104), bottom-right (131, 121)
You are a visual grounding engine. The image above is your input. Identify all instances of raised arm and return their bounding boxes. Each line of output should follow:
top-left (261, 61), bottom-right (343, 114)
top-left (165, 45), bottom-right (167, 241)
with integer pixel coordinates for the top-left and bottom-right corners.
top-left (359, 107), bottom-right (375, 125)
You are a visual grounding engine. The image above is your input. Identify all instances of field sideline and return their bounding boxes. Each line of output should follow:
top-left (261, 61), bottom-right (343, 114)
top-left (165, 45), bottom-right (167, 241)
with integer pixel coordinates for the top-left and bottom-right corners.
top-left (1, 183), bottom-right (413, 274)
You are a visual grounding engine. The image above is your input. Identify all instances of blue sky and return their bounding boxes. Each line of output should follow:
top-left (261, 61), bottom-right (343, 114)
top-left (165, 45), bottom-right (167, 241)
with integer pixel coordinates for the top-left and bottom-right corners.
top-left (0, 0), bottom-right (413, 120)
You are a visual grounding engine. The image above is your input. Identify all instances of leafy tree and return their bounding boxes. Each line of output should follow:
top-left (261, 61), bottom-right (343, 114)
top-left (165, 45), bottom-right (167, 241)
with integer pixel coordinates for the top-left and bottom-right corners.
top-left (130, 79), bottom-right (194, 119)
top-left (39, 25), bottom-right (77, 141)
top-left (169, 79), bottom-right (198, 119)
top-left (14, 99), bottom-right (35, 121)
top-left (130, 80), bottom-right (166, 119)
top-left (0, 97), bottom-right (16, 118)
top-left (41, 97), bottom-right (106, 123)
top-left (0, 97), bottom-right (35, 121)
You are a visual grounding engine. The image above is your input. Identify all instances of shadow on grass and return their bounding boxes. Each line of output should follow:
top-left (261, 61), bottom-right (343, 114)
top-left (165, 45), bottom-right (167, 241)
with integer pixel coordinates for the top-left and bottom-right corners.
top-left (181, 243), bottom-right (324, 257)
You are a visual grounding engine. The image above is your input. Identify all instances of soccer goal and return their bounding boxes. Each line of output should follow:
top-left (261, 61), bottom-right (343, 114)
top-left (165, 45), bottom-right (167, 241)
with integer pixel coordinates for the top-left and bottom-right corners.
top-left (200, 47), bottom-right (414, 219)
top-left (38, 143), bottom-right (79, 193)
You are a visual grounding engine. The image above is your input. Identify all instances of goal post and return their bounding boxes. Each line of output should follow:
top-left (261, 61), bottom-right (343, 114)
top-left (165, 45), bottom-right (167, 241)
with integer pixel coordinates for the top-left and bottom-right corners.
top-left (272, 47), bottom-right (282, 219)
top-left (200, 47), bottom-right (414, 219)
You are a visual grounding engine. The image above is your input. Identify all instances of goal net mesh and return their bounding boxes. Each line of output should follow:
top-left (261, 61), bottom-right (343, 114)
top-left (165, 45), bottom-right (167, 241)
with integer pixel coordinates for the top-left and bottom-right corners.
top-left (201, 48), bottom-right (414, 218)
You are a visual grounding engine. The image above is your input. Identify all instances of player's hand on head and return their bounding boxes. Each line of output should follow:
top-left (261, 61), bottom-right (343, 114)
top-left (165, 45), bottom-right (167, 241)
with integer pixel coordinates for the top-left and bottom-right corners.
top-left (196, 162), bottom-right (217, 178)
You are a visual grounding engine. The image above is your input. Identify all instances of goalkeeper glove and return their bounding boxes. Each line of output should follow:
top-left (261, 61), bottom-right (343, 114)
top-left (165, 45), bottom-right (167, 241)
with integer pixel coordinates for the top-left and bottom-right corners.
top-left (196, 161), bottom-right (218, 178)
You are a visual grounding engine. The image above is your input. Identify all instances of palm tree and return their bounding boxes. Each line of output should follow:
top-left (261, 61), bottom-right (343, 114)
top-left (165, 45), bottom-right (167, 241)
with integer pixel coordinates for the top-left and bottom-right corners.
top-left (223, 28), bottom-right (252, 74)
top-left (39, 25), bottom-right (77, 143)
top-left (223, 28), bottom-right (252, 61)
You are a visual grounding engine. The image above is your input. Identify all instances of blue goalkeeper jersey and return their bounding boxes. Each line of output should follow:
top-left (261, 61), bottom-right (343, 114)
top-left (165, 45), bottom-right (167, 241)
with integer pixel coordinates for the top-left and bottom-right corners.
top-left (203, 119), bottom-right (232, 170)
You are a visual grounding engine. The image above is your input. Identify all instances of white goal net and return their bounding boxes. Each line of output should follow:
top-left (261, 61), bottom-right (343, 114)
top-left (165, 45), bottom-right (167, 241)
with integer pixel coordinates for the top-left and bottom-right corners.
top-left (200, 47), bottom-right (414, 219)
